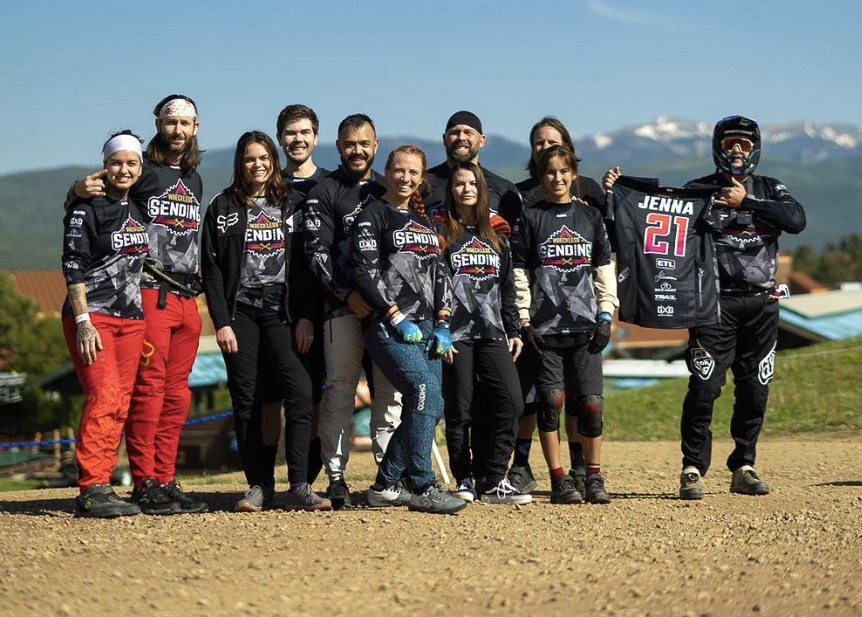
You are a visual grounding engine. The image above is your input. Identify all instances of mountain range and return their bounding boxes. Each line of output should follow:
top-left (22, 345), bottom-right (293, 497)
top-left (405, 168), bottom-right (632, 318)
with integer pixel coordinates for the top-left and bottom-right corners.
top-left (2, 117), bottom-right (860, 271)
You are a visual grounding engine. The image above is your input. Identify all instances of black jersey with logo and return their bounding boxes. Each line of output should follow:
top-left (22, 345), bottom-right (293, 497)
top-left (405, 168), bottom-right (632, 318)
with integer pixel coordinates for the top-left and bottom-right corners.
top-left (237, 198), bottom-right (286, 310)
top-left (62, 196), bottom-right (149, 319)
top-left (352, 200), bottom-right (451, 322)
top-left (444, 229), bottom-right (518, 342)
top-left (284, 166), bottom-right (330, 205)
top-left (425, 163), bottom-right (522, 236)
top-left (691, 172), bottom-right (806, 295)
top-left (304, 168), bottom-right (387, 318)
top-left (133, 162), bottom-right (203, 281)
top-left (511, 199), bottom-right (612, 336)
top-left (608, 176), bottom-right (720, 328)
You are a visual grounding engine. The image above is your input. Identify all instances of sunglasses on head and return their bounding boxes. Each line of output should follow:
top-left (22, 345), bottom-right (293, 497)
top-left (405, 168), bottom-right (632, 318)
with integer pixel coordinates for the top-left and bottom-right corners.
top-left (721, 137), bottom-right (755, 153)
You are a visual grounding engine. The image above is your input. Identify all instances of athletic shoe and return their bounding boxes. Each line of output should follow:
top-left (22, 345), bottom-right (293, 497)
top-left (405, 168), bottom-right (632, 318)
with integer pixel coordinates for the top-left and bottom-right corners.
top-left (75, 483), bottom-right (141, 519)
top-left (452, 478), bottom-right (477, 503)
top-left (164, 479), bottom-right (209, 513)
top-left (550, 473), bottom-right (583, 504)
top-left (408, 482), bottom-right (468, 515)
top-left (234, 485), bottom-right (274, 512)
top-left (679, 467), bottom-right (704, 500)
top-left (283, 483), bottom-right (332, 512)
top-left (480, 477), bottom-right (533, 505)
top-left (585, 473), bottom-right (611, 504)
top-left (506, 464), bottom-right (538, 494)
top-left (730, 466), bottom-right (770, 495)
top-left (326, 478), bottom-right (352, 510)
top-left (131, 478), bottom-right (182, 515)
top-left (568, 467), bottom-right (587, 498)
top-left (367, 480), bottom-right (412, 507)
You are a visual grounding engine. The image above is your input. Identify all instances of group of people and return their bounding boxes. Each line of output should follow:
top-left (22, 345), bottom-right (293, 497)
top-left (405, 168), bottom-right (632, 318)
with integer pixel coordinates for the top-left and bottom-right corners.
top-left (61, 94), bottom-right (805, 518)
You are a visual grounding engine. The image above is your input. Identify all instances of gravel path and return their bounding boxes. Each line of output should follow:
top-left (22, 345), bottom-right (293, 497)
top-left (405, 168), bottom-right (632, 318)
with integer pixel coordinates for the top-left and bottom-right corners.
top-left (1, 437), bottom-right (861, 616)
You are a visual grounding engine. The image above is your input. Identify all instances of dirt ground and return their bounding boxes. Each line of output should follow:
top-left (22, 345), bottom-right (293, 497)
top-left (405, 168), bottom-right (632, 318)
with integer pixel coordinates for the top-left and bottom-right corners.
top-left (1, 437), bottom-right (861, 617)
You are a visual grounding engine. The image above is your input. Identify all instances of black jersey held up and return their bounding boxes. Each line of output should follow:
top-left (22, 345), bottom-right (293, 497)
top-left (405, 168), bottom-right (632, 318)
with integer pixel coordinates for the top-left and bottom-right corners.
top-left (608, 176), bottom-right (720, 328)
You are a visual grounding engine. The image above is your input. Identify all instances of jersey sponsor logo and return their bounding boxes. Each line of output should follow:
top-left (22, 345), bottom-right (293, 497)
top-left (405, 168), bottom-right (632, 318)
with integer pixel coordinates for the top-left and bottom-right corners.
top-left (245, 211), bottom-right (285, 254)
top-left (637, 195), bottom-right (695, 215)
top-left (654, 270), bottom-right (678, 283)
top-left (286, 210), bottom-right (302, 234)
top-left (342, 194), bottom-right (378, 233)
top-left (69, 217), bottom-right (84, 228)
top-left (147, 180), bottom-right (200, 236)
top-left (655, 281), bottom-right (677, 293)
top-left (358, 238), bottom-right (377, 251)
top-left (654, 294), bottom-right (677, 301)
top-left (758, 342), bottom-right (776, 385)
top-left (656, 258), bottom-right (676, 269)
top-left (394, 220), bottom-right (440, 259)
top-left (111, 216), bottom-right (149, 255)
top-left (690, 346), bottom-right (715, 380)
top-left (656, 305), bottom-right (674, 316)
top-left (618, 266), bottom-right (630, 283)
top-left (217, 212), bottom-right (239, 233)
top-left (450, 236), bottom-right (500, 281)
top-left (538, 226), bottom-right (592, 271)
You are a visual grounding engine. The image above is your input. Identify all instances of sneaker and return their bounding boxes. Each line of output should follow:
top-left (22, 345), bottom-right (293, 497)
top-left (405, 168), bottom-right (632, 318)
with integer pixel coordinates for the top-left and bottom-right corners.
top-left (283, 483), bottom-right (332, 511)
top-left (585, 473), bottom-right (611, 504)
top-left (568, 467), bottom-right (586, 498)
top-left (408, 482), bottom-right (468, 515)
top-left (164, 479), bottom-right (209, 513)
top-left (550, 473), bottom-right (583, 504)
top-left (679, 467), bottom-right (704, 500)
top-left (367, 479), bottom-right (412, 507)
top-left (506, 464), bottom-right (538, 494)
top-left (480, 477), bottom-right (533, 505)
top-left (75, 483), bottom-right (141, 518)
top-left (730, 466), bottom-right (770, 495)
top-left (326, 478), bottom-right (352, 510)
top-left (452, 478), bottom-right (477, 503)
top-left (131, 478), bottom-right (182, 515)
top-left (234, 485), bottom-right (274, 512)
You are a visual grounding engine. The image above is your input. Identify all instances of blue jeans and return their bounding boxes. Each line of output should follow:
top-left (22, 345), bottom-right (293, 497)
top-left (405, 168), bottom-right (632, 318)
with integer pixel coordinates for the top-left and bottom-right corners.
top-left (363, 318), bottom-right (443, 490)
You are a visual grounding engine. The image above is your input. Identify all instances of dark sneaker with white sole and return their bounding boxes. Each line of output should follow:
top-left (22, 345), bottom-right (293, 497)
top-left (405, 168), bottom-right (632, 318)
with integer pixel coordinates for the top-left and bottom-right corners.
top-left (75, 483), bottom-right (141, 519)
top-left (506, 464), bottom-right (538, 494)
top-left (452, 478), bottom-right (477, 503)
top-left (408, 482), bottom-right (467, 515)
top-left (164, 479), bottom-right (209, 513)
top-left (585, 473), bottom-right (611, 504)
top-left (327, 478), bottom-right (352, 510)
top-left (480, 478), bottom-right (532, 505)
top-left (679, 467), bottom-right (704, 500)
top-left (550, 473), bottom-right (583, 504)
top-left (730, 466), bottom-right (770, 495)
top-left (131, 478), bottom-right (182, 515)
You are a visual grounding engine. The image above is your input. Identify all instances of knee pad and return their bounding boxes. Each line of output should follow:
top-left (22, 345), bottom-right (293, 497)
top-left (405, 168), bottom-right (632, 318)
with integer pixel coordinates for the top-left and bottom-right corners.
top-left (537, 388), bottom-right (565, 432)
top-left (578, 394), bottom-right (604, 438)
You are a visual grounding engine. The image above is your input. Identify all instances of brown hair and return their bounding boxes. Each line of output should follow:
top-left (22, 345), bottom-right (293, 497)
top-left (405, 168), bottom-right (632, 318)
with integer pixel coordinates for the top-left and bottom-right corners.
top-left (444, 162), bottom-right (502, 253)
top-left (525, 117), bottom-right (580, 179)
top-left (537, 145), bottom-right (580, 198)
top-left (145, 94), bottom-right (202, 174)
top-left (228, 131), bottom-right (288, 208)
top-left (276, 104), bottom-right (320, 137)
top-left (385, 145), bottom-right (430, 221)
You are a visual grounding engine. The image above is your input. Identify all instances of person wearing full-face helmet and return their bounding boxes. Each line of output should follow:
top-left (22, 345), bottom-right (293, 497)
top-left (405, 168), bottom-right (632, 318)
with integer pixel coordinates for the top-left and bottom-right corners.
top-left (603, 115), bottom-right (806, 500)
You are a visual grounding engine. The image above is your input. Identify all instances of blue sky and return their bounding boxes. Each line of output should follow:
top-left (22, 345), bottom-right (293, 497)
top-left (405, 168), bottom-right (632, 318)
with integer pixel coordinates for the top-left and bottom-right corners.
top-left (0, 0), bottom-right (859, 175)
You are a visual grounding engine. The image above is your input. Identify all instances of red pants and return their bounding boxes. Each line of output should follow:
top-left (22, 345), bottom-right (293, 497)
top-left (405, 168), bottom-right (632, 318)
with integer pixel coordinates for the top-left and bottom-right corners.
top-left (64, 313), bottom-right (145, 491)
top-left (125, 289), bottom-right (201, 486)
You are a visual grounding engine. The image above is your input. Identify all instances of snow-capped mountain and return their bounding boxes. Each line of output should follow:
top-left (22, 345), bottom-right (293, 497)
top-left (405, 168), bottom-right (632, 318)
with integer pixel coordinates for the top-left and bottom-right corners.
top-left (572, 116), bottom-right (862, 163)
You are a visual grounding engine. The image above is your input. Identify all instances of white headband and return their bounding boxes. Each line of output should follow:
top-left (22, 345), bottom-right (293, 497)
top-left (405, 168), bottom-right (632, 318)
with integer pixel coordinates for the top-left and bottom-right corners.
top-left (159, 98), bottom-right (197, 120)
top-left (102, 134), bottom-right (143, 162)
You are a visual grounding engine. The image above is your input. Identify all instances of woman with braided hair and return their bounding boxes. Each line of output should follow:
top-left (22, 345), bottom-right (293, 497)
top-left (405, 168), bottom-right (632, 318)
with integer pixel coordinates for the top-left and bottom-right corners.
top-left (351, 145), bottom-right (463, 515)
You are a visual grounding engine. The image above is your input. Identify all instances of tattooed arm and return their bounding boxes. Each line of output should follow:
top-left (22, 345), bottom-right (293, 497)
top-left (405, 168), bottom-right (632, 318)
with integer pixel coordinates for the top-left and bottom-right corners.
top-left (67, 283), bottom-right (103, 365)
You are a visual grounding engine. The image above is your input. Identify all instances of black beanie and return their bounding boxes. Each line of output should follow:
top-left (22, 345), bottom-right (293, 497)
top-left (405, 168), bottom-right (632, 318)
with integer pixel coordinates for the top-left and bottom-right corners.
top-left (445, 110), bottom-right (483, 134)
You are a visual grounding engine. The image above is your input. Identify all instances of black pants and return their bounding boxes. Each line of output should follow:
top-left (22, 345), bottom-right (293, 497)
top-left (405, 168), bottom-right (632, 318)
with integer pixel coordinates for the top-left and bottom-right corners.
top-left (681, 294), bottom-right (779, 476)
top-left (443, 339), bottom-right (523, 485)
top-left (223, 303), bottom-right (313, 486)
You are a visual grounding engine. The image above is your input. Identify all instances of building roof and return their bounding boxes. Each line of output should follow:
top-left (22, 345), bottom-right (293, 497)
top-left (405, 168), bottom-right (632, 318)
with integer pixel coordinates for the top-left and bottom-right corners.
top-left (7, 270), bottom-right (66, 316)
top-left (778, 289), bottom-right (862, 342)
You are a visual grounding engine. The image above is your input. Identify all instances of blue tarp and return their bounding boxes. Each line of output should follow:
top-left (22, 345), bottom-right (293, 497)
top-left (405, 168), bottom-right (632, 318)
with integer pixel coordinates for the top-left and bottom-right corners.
top-left (188, 353), bottom-right (227, 389)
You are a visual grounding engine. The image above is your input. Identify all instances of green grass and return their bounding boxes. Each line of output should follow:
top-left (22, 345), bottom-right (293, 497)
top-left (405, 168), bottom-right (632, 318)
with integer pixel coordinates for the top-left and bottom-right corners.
top-left (604, 336), bottom-right (862, 441)
top-left (0, 478), bottom-right (41, 492)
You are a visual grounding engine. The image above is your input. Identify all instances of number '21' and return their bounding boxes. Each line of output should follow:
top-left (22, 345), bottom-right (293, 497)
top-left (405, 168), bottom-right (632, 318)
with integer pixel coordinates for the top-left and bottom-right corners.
top-left (644, 213), bottom-right (689, 256)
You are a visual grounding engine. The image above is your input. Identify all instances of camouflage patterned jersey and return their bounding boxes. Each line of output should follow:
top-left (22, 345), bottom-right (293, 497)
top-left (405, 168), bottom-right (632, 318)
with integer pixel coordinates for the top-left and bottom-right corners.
top-left (132, 163), bottom-right (203, 283)
top-left (236, 198), bottom-right (287, 310)
top-left (352, 200), bottom-right (451, 322)
top-left (304, 168), bottom-right (386, 318)
top-left (511, 199), bottom-right (612, 336)
top-left (443, 228), bottom-right (519, 342)
top-left (62, 196), bottom-right (149, 319)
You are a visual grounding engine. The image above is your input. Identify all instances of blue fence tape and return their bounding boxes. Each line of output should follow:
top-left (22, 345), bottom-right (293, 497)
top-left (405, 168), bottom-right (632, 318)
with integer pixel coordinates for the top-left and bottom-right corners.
top-left (0, 410), bottom-right (234, 450)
